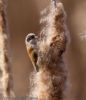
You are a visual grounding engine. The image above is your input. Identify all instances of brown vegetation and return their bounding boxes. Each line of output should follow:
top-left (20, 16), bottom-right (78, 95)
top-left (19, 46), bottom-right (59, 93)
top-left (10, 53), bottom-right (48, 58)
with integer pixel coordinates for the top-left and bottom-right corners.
top-left (0, 0), bottom-right (14, 99)
top-left (25, 1), bottom-right (69, 100)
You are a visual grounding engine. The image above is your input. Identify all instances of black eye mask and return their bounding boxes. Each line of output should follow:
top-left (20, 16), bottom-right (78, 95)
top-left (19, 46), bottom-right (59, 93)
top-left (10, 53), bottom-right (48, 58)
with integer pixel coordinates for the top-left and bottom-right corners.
top-left (26, 35), bottom-right (35, 42)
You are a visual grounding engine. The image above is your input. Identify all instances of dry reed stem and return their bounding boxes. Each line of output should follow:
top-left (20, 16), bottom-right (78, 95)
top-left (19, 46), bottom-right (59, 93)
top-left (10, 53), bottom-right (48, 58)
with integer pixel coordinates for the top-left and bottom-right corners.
top-left (0, 0), bottom-right (14, 99)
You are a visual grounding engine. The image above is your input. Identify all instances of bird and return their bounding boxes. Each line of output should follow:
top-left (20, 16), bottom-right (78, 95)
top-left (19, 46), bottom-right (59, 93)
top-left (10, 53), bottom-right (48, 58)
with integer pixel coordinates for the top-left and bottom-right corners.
top-left (25, 33), bottom-right (39, 72)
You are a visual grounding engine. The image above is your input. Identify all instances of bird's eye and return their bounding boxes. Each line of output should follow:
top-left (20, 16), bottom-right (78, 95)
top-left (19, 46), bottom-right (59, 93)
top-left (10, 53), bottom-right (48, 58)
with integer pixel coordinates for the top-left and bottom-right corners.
top-left (27, 35), bottom-right (35, 42)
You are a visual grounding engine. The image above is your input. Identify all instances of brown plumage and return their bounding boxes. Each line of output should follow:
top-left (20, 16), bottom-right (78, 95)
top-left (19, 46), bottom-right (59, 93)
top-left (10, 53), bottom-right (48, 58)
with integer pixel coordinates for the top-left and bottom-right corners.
top-left (25, 33), bottom-right (39, 72)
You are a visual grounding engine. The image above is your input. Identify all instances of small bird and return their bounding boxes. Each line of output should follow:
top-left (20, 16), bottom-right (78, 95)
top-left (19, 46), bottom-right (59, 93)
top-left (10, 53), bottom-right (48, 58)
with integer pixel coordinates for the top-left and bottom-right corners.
top-left (25, 33), bottom-right (39, 72)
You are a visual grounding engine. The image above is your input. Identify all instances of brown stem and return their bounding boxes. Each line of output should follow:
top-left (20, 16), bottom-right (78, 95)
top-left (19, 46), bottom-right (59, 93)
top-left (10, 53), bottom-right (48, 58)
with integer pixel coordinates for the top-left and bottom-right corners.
top-left (0, 0), bottom-right (14, 98)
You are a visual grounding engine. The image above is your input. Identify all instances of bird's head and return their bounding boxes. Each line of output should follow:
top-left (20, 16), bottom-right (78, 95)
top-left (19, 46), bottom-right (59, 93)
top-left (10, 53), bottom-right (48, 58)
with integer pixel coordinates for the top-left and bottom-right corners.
top-left (25, 33), bottom-right (37, 46)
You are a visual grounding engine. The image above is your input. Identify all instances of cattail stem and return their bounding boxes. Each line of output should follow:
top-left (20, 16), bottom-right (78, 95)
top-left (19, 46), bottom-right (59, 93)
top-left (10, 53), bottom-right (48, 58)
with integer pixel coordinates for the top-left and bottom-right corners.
top-left (0, 0), bottom-right (14, 99)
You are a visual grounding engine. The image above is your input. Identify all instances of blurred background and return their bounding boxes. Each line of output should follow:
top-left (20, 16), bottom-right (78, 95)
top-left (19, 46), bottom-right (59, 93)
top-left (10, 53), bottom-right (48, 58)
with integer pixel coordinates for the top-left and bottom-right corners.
top-left (7, 0), bottom-right (86, 100)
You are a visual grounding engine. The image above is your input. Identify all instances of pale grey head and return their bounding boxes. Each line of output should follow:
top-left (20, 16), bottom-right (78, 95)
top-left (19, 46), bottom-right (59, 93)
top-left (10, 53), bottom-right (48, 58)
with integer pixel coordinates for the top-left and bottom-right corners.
top-left (25, 33), bottom-right (38, 48)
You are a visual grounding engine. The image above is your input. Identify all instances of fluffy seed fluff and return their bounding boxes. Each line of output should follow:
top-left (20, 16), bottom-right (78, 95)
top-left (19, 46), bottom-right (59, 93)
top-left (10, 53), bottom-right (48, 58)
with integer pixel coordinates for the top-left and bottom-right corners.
top-left (26, 1), bottom-right (69, 100)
